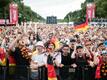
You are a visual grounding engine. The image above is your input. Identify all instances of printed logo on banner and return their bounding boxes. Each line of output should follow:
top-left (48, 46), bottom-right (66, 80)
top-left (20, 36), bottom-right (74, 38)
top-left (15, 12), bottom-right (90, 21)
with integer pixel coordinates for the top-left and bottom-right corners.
top-left (86, 3), bottom-right (95, 21)
top-left (10, 3), bottom-right (18, 24)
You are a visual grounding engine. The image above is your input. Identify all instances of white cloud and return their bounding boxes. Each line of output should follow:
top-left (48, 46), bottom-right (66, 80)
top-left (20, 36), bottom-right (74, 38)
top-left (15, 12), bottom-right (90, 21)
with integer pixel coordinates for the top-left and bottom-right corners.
top-left (24, 0), bottom-right (85, 19)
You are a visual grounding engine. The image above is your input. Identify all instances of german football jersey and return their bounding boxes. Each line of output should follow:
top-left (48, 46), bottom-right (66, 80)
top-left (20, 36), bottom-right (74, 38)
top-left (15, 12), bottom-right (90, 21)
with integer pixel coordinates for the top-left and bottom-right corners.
top-left (100, 63), bottom-right (107, 78)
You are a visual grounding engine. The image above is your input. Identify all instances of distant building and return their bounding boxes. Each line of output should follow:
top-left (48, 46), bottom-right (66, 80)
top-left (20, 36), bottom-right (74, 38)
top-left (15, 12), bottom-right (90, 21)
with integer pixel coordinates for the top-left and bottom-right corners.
top-left (46, 16), bottom-right (57, 24)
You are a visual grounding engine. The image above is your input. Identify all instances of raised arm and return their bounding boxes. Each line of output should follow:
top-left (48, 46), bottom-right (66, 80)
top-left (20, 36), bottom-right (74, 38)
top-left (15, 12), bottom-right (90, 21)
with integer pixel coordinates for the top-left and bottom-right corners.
top-left (9, 34), bottom-right (22, 50)
top-left (80, 37), bottom-right (91, 58)
top-left (71, 43), bottom-right (77, 58)
top-left (1, 38), bottom-right (6, 48)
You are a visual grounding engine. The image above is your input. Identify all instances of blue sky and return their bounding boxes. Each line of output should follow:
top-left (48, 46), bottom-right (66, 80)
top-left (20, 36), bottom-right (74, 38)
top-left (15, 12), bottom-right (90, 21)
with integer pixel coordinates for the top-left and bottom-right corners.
top-left (24, 0), bottom-right (85, 19)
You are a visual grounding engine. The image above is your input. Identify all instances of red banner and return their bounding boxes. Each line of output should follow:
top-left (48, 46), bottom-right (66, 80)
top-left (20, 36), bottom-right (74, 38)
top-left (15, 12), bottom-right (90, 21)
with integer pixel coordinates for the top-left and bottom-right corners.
top-left (10, 3), bottom-right (18, 24)
top-left (86, 3), bottom-right (95, 22)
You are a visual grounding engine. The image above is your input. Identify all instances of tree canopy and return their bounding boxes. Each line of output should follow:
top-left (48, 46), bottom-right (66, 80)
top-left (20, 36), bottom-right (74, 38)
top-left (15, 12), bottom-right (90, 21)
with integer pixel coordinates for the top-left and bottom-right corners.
top-left (0, 0), bottom-right (44, 22)
top-left (64, 0), bottom-right (107, 22)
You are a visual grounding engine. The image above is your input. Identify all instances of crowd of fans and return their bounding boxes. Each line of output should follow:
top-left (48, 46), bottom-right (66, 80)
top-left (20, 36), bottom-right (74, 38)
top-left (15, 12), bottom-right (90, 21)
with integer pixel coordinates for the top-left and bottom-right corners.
top-left (0, 24), bottom-right (107, 80)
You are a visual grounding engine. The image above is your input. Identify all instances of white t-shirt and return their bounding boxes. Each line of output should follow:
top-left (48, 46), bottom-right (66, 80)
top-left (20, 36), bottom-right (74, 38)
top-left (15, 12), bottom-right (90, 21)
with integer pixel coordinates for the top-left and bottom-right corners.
top-left (31, 53), bottom-right (44, 66)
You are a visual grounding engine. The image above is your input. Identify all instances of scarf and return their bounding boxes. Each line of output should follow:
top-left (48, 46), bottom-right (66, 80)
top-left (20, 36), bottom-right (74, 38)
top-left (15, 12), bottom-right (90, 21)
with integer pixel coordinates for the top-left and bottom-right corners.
top-left (95, 56), bottom-right (103, 79)
top-left (47, 55), bottom-right (57, 80)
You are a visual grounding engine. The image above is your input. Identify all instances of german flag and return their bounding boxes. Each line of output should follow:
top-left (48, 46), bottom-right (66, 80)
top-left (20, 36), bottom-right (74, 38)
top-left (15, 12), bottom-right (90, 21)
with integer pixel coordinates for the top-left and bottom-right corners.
top-left (0, 48), bottom-right (6, 66)
top-left (0, 48), bottom-right (16, 66)
top-left (47, 54), bottom-right (57, 80)
top-left (47, 64), bottom-right (57, 80)
top-left (74, 22), bottom-right (89, 32)
top-left (9, 56), bottom-right (16, 66)
top-left (50, 36), bottom-right (60, 50)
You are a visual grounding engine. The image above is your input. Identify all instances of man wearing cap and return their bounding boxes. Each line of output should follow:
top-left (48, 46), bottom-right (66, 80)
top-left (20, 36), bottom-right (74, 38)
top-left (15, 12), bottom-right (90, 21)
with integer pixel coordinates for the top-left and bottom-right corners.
top-left (71, 43), bottom-right (91, 80)
top-left (59, 44), bottom-right (76, 80)
top-left (69, 39), bottom-right (76, 54)
top-left (30, 41), bottom-right (45, 80)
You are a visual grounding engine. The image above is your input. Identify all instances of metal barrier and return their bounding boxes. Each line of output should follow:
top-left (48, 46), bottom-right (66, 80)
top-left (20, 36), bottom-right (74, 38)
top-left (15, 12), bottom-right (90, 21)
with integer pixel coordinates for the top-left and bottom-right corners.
top-left (0, 65), bottom-right (96, 80)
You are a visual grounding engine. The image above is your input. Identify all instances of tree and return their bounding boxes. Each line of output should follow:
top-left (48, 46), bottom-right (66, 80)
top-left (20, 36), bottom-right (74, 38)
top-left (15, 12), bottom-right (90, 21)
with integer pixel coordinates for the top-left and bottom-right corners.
top-left (0, 0), bottom-right (44, 22)
top-left (95, 0), bottom-right (107, 18)
top-left (64, 0), bottom-right (107, 22)
top-left (0, 0), bottom-right (10, 7)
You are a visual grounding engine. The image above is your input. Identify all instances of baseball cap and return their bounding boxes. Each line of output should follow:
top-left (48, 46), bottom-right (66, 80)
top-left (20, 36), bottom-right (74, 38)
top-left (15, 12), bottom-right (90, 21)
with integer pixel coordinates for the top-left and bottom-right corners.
top-left (35, 41), bottom-right (44, 47)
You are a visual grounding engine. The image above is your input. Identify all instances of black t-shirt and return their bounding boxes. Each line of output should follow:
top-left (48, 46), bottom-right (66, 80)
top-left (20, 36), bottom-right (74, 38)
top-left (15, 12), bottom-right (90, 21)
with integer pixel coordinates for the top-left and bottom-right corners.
top-left (61, 53), bottom-right (74, 65)
top-left (60, 53), bottom-right (75, 78)
top-left (75, 54), bottom-right (89, 68)
top-left (70, 49), bottom-right (74, 55)
top-left (11, 47), bottom-right (30, 66)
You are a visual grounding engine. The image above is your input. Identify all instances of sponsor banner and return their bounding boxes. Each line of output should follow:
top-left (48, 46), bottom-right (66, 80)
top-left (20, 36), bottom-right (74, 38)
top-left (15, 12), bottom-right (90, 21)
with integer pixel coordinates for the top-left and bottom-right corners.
top-left (10, 3), bottom-right (18, 24)
top-left (86, 3), bottom-right (95, 22)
